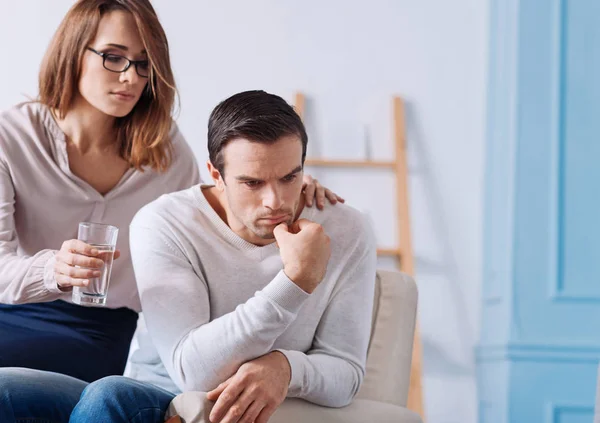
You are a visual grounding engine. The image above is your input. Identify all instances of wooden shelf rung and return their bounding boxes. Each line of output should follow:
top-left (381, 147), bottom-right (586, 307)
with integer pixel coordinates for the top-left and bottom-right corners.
top-left (305, 158), bottom-right (395, 169)
top-left (376, 248), bottom-right (402, 257)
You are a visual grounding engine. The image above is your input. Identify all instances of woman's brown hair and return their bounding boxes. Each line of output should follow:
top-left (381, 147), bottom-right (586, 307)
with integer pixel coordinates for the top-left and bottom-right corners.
top-left (39, 0), bottom-right (176, 172)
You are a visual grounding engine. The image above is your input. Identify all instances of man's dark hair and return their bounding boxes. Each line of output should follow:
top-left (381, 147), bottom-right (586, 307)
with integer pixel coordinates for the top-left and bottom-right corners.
top-left (207, 90), bottom-right (308, 178)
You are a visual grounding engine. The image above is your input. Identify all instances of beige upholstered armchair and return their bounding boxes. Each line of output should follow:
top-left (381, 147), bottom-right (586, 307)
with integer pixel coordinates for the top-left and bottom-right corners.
top-left (166, 270), bottom-right (423, 423)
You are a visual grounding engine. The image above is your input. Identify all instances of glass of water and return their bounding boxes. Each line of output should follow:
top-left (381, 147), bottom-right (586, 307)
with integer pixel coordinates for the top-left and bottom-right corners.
top-left (72, 222), bottom-right (119, 307)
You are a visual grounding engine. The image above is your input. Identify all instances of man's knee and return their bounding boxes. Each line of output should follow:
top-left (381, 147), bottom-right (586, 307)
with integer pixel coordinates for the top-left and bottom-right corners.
top-left (0, 368), bottom-right (30, 390)
top-left (80, 375), bottom-right (147, 405)
top-left (0, 367), bottom-right (86, 399)
top-left (73, 375), bottom-right (175, 423)
top-left (81, 375), bottom-right (125, 395)
top-left (0, 368), bottom-right (31, 407)
top-left (0, 368), bottom-right (85, 423)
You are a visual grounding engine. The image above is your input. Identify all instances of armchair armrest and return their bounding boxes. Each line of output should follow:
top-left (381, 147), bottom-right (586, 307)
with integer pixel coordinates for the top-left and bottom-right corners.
top-left (166, 392), bottom-right (423, 423)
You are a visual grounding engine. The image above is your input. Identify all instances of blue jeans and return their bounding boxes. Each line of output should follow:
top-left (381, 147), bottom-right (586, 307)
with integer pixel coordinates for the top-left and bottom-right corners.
top-left (0, 368), bottom-right (175, 423)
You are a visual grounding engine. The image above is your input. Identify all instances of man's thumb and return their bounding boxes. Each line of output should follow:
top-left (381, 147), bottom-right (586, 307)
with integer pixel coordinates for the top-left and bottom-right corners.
top-left (273, 222), bottom-right (290, 245)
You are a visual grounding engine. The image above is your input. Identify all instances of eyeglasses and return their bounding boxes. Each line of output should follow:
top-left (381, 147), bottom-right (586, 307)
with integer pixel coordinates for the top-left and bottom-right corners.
top-left (86, 47), bottom-right (149, 78)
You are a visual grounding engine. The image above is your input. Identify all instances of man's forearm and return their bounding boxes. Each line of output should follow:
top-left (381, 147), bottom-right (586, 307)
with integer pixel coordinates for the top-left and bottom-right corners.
top-left (277, 349), bottom-right (364, 407)
top-left (169, 271), bottom-right (309, 392)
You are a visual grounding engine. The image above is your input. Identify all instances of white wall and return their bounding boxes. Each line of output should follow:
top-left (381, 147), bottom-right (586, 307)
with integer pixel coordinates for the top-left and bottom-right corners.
top-left (0, 1), bottom-right (488, 422)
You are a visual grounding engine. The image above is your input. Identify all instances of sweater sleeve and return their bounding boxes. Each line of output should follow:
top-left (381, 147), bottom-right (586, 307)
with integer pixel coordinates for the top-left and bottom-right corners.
top-left (130, 218), bottom-right (310, 393)
top-left (276, 214), bottom-right (377, 407)
top-left (0, 152), bottom-right (63, 304)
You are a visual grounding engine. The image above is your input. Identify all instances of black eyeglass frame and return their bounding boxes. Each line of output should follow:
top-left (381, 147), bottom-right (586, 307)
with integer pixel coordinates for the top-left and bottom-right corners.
top-left (86, 47), bottom-right (150, 78)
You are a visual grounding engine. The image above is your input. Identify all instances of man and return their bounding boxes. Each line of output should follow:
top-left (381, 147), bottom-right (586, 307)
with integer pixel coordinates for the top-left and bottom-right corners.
top-left (74, 90), bottom-right (376, 423)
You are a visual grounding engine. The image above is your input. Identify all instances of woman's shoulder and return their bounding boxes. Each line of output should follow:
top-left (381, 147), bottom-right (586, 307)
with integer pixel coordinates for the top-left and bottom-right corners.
top-left (168, 120), bottom-right (191, 151)
top-left (0, 101), bottom-right (57, 140)
top-left (157, 120), bottom-right (201, 190)
top-left (167, 121), bottom-right (198, 167)
top-left (1, 101), bottom-right (45, 123)
top-left (1, 102), bottom-right (30, 126)
top-left (0, 102), bottom-right (58, 153)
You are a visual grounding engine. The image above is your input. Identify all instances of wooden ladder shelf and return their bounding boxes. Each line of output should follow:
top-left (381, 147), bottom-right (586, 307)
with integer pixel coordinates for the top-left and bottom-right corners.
top-left (294, 92), bottom-right (425, 420)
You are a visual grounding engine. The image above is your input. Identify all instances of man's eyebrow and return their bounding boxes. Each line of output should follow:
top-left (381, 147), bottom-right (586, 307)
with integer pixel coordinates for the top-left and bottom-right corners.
top-left (282, 166), bottom-right (303, 177)
top-left (234, 166), bottom-right (303, 182)
top-left (235, 175), bottom-right (262, 182)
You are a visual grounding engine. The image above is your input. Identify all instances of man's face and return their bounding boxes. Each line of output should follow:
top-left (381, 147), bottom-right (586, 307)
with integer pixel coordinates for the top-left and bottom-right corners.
top-left (219, 135), bottom-right (304, 245)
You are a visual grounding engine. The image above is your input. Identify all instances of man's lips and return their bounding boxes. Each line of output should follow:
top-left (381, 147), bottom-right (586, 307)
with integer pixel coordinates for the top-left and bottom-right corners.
top-left (259, 215), bottom-right (290, 224)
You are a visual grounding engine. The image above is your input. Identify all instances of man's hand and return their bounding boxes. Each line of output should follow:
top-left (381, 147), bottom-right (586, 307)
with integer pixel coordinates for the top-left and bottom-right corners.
top-left (273, 219), bottom-right (331, 294)
top-left (206, 351), bottom-right (291, 423)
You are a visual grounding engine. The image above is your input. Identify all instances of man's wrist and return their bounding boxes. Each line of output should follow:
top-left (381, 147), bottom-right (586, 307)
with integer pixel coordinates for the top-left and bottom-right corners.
top-left (271, 350), bottom-right (292, 386)
top-left (282, 267), bottom-right (314, 294)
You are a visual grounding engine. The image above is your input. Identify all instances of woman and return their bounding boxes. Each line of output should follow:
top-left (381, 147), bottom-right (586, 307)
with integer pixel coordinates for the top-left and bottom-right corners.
top-left (0, 0), bottom-right (340, 385)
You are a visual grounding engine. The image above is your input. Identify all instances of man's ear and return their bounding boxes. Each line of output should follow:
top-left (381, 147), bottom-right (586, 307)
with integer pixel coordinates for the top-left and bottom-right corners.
top-left (206, 161), bottom-right (225, 191)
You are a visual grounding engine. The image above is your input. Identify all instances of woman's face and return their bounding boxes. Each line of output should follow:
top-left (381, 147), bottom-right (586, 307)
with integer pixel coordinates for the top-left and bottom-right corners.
top-left (78, 10), bottom-right (149, 118)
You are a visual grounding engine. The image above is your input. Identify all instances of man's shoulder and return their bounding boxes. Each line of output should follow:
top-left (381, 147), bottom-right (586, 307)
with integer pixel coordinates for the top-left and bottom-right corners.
top-left (309, 202), bottom-right (375, 246)
top-left (131, 185), bottom-right (199, 229)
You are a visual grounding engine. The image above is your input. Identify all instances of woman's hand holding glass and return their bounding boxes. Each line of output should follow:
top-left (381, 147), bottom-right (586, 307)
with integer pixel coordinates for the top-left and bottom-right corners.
top-left (54, 239), bottom-right (120, 289)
